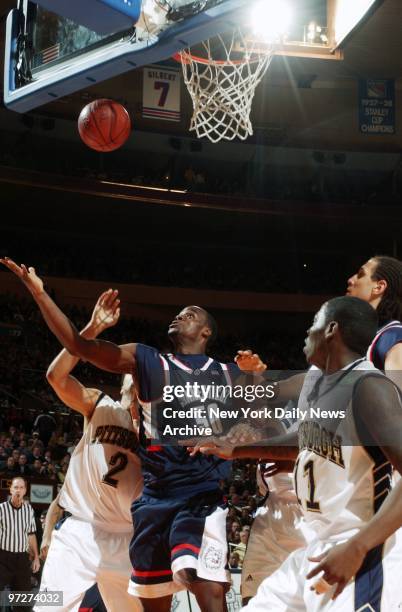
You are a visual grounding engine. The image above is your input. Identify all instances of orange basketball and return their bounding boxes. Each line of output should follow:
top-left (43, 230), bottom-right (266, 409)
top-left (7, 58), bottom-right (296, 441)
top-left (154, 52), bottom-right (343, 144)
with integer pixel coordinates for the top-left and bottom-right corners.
top-left (78, 99), bottom-right (131, 152)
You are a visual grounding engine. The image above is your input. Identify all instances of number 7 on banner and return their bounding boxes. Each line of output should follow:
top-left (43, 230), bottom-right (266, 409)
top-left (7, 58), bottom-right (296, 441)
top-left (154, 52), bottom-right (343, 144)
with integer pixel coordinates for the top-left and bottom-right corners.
top-left (154, 81), bottom-right (170, 107)
top-left (143, 66), bottom-right (181, 122)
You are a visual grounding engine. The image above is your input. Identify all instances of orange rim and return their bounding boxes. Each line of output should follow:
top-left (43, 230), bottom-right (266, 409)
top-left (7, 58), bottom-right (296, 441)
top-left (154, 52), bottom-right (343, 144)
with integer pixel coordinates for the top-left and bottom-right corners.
top-left (172, 49), bottom-right (261, 67)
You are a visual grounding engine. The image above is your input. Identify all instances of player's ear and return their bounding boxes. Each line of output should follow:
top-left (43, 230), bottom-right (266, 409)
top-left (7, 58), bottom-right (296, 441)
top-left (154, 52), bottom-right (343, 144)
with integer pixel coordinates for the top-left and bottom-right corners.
top-left (325, 320), bottom-right (338, 339)
top-left (373, 279), bottom-right (387, 296)
top-left (202, 326), bottom-right (212, 342)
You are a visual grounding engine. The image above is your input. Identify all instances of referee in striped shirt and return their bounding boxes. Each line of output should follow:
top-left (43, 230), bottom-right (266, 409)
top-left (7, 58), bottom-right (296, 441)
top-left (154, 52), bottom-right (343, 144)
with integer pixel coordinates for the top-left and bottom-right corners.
top-left (0, 477), bottom-right (40, 595)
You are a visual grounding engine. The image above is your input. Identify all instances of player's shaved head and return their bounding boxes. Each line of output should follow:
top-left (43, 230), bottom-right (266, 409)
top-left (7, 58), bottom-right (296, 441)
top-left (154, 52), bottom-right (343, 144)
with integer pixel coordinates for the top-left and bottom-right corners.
top-left (323, 296), bottom-right (378, 355)
top-left (170, 306), bottom-right (218, 348)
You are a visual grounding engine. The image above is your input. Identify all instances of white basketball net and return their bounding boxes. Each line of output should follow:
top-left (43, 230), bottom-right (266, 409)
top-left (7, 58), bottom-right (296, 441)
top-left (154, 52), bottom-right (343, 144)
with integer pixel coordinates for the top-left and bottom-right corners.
top-left (178, 29), bottom-right (274, 143)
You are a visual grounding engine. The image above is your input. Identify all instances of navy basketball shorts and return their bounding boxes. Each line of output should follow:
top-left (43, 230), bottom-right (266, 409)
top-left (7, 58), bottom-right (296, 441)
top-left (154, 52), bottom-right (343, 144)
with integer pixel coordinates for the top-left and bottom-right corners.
top-left (128, 490), bottom-right (230, 598)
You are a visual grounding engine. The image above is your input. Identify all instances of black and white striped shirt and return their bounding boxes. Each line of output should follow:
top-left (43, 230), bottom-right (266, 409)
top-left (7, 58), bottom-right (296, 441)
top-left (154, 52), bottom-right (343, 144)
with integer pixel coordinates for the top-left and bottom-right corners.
top-left (0, 500), bottom-right (36, 553)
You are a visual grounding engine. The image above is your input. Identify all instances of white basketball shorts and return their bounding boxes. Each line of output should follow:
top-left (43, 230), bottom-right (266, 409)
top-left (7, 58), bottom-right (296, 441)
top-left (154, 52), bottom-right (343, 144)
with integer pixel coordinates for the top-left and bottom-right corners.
top-left (35, 516), bottom-right (141, 612)
top-left (242, 529), bottom-right (402, 611)
top-left (241, 496), bottom-right (310, 599)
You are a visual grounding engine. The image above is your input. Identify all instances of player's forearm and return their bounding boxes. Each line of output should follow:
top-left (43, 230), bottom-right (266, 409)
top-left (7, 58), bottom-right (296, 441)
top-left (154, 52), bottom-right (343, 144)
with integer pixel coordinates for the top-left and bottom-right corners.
top-left (35, 291), bottom-right (92, 357)
top-left (47, 321), bottom-right (104, 380)
top-left (232, 429), bottom-right (298, 459)
top-left (232, 444), bottom-right (298, 460)
top-left (35, 292), bottom-right (125, 372)
top-left (349, 479), bottom-right (402, 554)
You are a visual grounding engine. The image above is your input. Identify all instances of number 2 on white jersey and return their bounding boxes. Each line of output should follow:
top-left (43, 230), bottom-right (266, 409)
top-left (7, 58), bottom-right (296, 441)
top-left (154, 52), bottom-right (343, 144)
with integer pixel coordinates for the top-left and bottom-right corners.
top-left (102, 451), bottom-right (128, 488)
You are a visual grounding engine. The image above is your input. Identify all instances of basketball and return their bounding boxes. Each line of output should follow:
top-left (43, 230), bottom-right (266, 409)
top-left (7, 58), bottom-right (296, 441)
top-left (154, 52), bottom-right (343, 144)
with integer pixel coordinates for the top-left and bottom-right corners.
top-left (78, 99), bottom-right (131, 152)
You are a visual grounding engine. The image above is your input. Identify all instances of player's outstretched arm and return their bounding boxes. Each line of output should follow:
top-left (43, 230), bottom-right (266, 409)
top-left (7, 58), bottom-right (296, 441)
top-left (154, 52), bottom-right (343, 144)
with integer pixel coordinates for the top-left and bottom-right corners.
top-left (1, 258), bottom-right (136, 373)
top-left (234, 439), bottom-right (298, 460)
top-left (307, 375), bottom-right (402, 600)
top-left (47, 289), bottom-right (120, 418)
top-left (189, 430), bottom-right (298, 460)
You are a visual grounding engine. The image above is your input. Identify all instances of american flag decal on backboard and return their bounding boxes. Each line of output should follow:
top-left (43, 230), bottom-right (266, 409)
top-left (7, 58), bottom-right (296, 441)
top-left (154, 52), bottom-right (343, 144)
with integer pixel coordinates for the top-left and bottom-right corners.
top-left (33, 43), bottom-right (60, 68)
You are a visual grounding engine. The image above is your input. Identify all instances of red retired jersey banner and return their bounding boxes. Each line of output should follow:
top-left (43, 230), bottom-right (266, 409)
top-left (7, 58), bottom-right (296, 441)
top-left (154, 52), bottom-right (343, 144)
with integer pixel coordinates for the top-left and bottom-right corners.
top-left (143, 65), bottom-right (181, 122)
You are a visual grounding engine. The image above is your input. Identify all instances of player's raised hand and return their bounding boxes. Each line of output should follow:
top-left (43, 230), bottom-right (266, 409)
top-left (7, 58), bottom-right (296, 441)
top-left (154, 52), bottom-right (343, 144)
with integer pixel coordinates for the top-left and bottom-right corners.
top-left (0, 257), bottom-right (44, 298)
top-left (307, 540), bottom-right (366, 600)
top-left (235, 350), bottom-right (267, 373)
top-left (90, 289), bottom-right (120, 332)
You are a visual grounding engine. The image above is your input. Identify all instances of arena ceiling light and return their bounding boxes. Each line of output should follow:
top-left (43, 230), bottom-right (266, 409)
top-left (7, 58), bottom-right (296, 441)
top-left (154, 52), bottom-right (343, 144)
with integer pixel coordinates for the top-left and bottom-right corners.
top-left (250, 0), bottom-right (293, 42)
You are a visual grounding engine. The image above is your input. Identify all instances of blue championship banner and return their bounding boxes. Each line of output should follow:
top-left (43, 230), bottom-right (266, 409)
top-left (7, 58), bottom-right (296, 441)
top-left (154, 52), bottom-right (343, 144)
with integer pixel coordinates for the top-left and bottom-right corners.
top-left (143, 65), bottom-right (181, 122)
top-left (359, 79), bottom-right (395, 134)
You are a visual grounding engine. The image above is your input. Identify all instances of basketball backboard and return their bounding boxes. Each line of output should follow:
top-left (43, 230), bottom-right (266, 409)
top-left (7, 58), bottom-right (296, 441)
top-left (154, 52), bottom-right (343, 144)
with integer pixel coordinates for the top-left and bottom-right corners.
top-left (4, 0), bottom-right (383, 113)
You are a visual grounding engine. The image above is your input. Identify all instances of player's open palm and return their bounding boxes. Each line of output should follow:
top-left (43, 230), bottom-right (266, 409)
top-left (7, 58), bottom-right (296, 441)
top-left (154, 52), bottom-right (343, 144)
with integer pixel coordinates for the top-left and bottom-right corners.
top-left (90, 289), bottom-right (120, 332)
top-left (0, 257), bottom-right (44, 297)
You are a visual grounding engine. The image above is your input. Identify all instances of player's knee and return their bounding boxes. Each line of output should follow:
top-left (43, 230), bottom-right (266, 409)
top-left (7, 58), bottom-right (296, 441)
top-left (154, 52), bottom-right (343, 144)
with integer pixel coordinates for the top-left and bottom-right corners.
top-left (191, 580), bottom-right (227, 611)
top-left (174, 568), bottom-right (197, 590)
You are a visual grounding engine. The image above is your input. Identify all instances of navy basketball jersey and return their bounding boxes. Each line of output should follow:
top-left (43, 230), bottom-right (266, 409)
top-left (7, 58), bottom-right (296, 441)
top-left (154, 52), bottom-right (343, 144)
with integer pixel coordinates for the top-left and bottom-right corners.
top-left (367, 320), bottom-right (402, 369)
top-left (135, 344), bottom-right (240, 498)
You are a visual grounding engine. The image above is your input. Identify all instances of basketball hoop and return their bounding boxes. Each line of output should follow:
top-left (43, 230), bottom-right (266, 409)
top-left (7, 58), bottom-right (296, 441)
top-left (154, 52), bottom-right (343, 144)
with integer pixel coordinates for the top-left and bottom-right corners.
top-left (175, 28), bottom-right (274, 143)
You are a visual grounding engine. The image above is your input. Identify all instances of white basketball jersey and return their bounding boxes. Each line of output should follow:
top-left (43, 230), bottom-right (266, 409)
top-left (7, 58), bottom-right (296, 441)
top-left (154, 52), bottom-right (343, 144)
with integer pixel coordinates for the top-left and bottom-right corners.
top-left (59, 395), bottom-right (143, 531)
top-left (294, 360), bottom-right (393, 540)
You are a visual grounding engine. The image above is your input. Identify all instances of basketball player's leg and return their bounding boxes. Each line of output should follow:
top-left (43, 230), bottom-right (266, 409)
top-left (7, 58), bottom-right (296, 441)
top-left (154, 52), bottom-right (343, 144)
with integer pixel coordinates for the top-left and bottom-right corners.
top-left (241, 498), bottom-right (310, 604)
top-left (128, 495), bottom-right (184, 602)
top-left (241, 506), bottom-right (271, 604)
top-left (174, 571), bottom-right (228, 612)
top-left (171, 493), bottom-right (230, 612)
top-left (138, 595), bottom-right (173, 612)
top-left (241, 546), bottom-right (306, 612)
top-left (96, 529), bottom-right (142, 612)
top-left (34, 517), bottom-right (99, 612)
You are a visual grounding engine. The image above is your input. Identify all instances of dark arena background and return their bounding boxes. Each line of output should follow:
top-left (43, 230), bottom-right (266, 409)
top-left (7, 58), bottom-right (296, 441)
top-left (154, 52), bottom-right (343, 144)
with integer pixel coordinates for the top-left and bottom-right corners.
top-left (1, 1), bottom-right (402, 610)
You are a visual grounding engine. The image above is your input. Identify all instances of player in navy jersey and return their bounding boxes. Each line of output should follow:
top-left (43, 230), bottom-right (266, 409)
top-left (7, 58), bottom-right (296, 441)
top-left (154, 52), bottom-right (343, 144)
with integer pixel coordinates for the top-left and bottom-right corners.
top-left (126, 324), bottom-right (243, 610)
top-left (0, 258), bottom-right (266, 612)
top-left (346, 255), bottom-right (402, 377)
